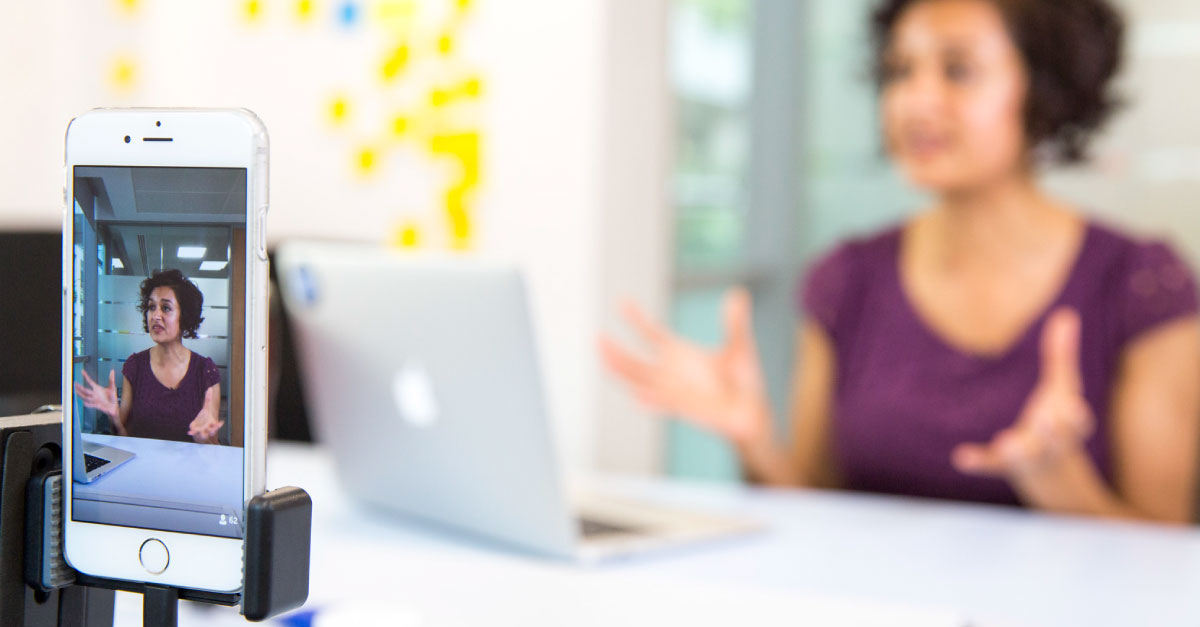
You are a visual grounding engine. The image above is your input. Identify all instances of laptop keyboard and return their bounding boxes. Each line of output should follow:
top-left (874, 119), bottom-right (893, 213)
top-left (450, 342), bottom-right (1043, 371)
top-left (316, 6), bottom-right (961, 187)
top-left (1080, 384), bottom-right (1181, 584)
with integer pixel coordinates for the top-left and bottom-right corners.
top-left (84, 453), bottom-right (109, 473)
top-left (578, 517), bottom-right (639, 538)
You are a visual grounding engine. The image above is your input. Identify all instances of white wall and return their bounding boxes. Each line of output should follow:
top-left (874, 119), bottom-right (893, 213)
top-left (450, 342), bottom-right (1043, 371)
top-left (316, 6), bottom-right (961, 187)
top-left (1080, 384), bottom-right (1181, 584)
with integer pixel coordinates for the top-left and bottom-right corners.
top-left (0, 0), bottom-right (672, 475)
top-left (594, 1), bottom-right (672, 474)
top-left (1042, 0), bottom-right (1200, 264)
top-left (0, 1), bottom-right (72, 230)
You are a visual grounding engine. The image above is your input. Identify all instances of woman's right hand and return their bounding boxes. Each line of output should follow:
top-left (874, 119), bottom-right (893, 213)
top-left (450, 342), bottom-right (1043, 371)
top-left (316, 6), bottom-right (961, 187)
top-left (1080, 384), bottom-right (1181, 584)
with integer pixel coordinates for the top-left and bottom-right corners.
top-left (598, 288), bottom-right (772, 448)
top-left (74, 369), bottom-right (119, 420)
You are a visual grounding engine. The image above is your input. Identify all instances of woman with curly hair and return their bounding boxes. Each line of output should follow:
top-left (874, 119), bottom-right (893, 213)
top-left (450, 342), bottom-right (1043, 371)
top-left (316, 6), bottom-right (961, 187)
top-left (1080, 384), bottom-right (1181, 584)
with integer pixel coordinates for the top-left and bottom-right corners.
top-left (75, 268), bottom-right (225, 444)
top-left (602, 0), bottom-right (1200, 522)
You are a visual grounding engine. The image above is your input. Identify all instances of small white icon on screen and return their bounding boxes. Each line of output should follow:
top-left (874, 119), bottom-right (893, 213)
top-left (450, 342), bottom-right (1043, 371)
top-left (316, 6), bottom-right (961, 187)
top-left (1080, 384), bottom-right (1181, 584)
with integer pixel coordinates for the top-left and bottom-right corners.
top-left (219, 514), bottom-right (228, 526)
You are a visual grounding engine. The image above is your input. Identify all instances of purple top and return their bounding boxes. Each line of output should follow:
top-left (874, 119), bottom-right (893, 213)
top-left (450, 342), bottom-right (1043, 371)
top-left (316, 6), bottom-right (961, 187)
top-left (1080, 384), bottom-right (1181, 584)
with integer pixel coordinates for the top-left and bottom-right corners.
top-left (800, 221), bottom-right (1199, 505)
top-left (122, 349), bottom-right (222, 443)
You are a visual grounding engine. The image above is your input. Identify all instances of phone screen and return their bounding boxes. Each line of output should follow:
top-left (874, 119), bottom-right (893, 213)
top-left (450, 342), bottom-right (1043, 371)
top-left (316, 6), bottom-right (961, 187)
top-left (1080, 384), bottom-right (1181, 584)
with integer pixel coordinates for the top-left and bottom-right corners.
top-left (70, 165), bottom-right (247, 539)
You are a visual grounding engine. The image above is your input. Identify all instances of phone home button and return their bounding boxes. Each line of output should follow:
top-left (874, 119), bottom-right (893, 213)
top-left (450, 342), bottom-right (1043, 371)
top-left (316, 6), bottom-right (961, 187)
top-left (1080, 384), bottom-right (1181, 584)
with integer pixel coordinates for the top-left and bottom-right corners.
top-left (139, 539), bottom-right (169, 575)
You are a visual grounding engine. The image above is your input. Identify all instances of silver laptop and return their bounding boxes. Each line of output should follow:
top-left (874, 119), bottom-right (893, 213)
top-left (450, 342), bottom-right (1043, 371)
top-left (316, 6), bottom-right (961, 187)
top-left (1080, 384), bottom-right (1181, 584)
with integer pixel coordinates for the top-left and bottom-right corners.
top-left (276, 242), bottom-right (757, 561)
top-left (69, 400), bottom-right (135, 483)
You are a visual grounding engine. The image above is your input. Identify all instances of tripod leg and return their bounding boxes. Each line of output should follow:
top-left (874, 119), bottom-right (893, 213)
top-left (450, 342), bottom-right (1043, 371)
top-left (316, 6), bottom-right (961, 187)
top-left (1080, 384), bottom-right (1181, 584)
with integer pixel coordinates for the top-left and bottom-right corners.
top-left (142, 585), bottom-right (178, 627)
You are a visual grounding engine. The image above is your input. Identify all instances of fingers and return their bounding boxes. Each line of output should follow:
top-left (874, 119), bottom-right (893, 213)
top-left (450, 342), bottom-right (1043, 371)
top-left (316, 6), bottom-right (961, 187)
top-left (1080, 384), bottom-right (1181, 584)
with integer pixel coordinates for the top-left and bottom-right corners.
top-left (188, 418), bottom-right (224, 439)
top-left (632, 386), bottom-right (670, 413)
top-left (956, 310), bottom-right (1092, 480)
top-left (620, 301), bottom-right (671, 348)
top-left (74, 382), bottom-right (101, 407)
top-left (1025, 395), bottom-right (1093, 444)
top-left (1039, 307), bottom-right (1082, 395)
top-left (954, 416), bottom-right (1087, 479)
top-left (79, 370), bottom-right (116, 395)
top-left (199, 420), bottom-right (225, 440)
top-left (722, 287), bottom-right (755, 354)
top-left (598, 335), bottom-right (655, 386)
top-left (953, 427), bottom-right (1035, 476)
top-left (951, 442), bottom-right (1006, 476)
top-left (198, 420), bottom-right (224, 438)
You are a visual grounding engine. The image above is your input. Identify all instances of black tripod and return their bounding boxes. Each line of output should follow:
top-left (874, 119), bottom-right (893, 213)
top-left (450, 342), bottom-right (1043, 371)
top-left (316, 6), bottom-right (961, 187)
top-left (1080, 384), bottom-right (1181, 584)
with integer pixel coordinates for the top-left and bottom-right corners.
top-left (1, 412), bottom-right (311, 627)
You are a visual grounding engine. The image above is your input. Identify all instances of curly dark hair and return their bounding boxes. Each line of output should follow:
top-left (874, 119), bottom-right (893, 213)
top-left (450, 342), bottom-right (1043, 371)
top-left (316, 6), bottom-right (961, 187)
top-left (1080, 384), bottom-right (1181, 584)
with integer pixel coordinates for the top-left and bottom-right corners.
top-left (138, 269), bottom-right (205, 340)
top-left (871, 0), bottom-right (1125, 164)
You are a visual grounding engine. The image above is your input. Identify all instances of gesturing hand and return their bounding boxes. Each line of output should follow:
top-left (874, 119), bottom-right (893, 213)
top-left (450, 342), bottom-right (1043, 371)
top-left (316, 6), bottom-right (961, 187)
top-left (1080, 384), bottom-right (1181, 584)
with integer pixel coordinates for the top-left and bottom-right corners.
top-left (598, 288), bottom-right (770, 447)
top-left (74, 369), bottom-right (119, 419)
top-left (188, 410), bottom-right (224, 444)
top-left (953, 307), bottom-right (1094, 478)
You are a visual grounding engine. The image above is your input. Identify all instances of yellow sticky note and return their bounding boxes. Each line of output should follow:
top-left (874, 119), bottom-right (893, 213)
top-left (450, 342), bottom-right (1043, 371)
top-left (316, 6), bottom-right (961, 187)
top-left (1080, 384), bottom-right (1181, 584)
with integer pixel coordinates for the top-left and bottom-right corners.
top-left (356, 147), bottom-right (377, 174)
top-left (380, 45), bottom-right (409, 81)
top-left (243, 0), bottom-right (263, 21)
top-left (329, 97), bottom-right (349, 124)
top-left (115, 0), bottom-right (139, 13)
top-left (463, 76), bottom-right (482, 98)
top-left (445, 187), bottom-right (472, 250)
top-left (438, 34), bottom-right (454, 56)
top-left (394, 223), bottom-right (421, 248)
top-left (109, 56), bottom-right (137, 90)
top-left (296, 0), bottom-right (314, 20)
top-left (391, 115), bottom-right (409, 137)
top-left (431, 132), bottom-right (480, 185)
top-left (431, 132), bottom-right (481, 249)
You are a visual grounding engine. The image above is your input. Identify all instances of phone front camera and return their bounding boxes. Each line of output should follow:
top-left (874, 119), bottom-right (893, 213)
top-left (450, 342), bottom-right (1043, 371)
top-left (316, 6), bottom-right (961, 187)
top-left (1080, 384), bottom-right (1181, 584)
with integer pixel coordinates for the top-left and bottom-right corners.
top-left (156, 121), bottom-right (161, 127)
top-left (124, 135), bottom-right (131, 144)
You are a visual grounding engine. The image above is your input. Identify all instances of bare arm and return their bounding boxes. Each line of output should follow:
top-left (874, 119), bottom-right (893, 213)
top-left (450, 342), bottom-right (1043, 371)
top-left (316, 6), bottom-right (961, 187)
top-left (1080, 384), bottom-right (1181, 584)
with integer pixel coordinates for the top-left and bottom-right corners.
top-left (738, 321), bottom-right (840, 488)
top-left (789, 322), bottom-right (842, 489)
top-left (1107, 316), bottom-right (1200, 522)
top-left (113, 376), bottom-right (132, 436)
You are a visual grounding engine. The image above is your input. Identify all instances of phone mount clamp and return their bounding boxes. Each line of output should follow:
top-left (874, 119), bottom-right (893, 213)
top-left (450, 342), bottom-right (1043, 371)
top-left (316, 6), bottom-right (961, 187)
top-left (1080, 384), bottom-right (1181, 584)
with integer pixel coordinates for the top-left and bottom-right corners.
top-left (1, 411), bottom-right (312, 627)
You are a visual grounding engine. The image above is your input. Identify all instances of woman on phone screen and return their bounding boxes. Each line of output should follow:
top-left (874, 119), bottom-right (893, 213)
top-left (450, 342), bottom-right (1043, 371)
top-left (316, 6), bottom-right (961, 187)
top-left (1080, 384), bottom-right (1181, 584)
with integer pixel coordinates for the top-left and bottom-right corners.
top-left (75, 269), bottom-right (225, 445)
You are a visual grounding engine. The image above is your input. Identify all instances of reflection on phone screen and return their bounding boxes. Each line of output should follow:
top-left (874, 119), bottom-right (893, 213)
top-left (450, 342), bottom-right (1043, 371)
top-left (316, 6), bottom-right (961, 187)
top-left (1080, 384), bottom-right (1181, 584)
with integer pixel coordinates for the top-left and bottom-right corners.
top-left (70, 166), bottom-right (247, 539)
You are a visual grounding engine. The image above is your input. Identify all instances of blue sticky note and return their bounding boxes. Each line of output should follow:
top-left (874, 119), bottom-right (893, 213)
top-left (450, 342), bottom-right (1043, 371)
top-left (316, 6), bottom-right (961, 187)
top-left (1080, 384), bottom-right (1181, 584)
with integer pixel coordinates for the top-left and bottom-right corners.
top-left (338, 1), bottom-right (359, 27)
top-left (276, 608), bottom-right (316, 627)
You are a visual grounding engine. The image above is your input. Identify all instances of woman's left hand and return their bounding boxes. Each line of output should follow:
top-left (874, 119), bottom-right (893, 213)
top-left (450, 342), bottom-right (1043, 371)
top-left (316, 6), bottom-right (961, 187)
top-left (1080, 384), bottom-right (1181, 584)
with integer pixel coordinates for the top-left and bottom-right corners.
top-left (188, 410), bottom-right (224, 445)
top-left (952, 307), bottom-right (1094, 481)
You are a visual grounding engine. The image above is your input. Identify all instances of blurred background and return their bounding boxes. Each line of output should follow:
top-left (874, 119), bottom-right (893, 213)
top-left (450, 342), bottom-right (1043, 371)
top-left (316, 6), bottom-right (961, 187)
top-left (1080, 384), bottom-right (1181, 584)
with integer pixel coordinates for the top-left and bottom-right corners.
top-left (2, 0), bottom-right (1199, 482)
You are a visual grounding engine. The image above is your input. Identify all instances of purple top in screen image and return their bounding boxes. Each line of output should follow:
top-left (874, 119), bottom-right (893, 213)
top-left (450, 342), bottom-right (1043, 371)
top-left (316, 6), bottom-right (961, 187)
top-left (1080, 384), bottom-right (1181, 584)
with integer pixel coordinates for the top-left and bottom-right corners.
top-left (122, 349), bottom-right (222, 443)
top-left (800, 221), bottom-right (1199, 506)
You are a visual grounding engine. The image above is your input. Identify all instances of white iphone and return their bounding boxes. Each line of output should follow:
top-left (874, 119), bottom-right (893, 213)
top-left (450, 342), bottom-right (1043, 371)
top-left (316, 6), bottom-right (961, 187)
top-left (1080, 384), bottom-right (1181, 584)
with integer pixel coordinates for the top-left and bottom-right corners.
top-left (61, 108), bottom-right (268, 592)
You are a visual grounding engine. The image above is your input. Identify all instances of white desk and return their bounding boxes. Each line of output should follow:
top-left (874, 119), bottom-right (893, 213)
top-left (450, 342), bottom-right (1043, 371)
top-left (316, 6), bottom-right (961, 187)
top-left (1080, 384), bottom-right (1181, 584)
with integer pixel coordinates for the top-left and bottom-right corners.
top-left (113, 443), bottom-right (1200, 626)
top-left (77, 434), bottom-right (243, 537)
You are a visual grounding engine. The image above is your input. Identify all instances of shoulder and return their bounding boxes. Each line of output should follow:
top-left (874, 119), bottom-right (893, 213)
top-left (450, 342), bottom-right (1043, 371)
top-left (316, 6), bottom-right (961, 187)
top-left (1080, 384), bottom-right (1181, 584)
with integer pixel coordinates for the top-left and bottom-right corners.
top-left (810, 224), bottom-right (901, 272)
top-left (1084, 220), bottom-right (1188, 266)
top-left (804, 224), bottom-right (901, 291)
top-left (799, 223), bottom-right (902, 335)
top-left (192, 352), bottom-right (221, 388)
top-left (1086, 220), bottom-right (1199, 344)
top-left (121, 349), bottom-right (150, 379)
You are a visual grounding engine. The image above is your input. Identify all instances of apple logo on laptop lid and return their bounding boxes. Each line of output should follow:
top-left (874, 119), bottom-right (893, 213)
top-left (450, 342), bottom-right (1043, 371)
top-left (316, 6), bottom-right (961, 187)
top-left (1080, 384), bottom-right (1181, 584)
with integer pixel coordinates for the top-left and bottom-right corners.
top-left (392, 360), bottom-right (440, 428)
